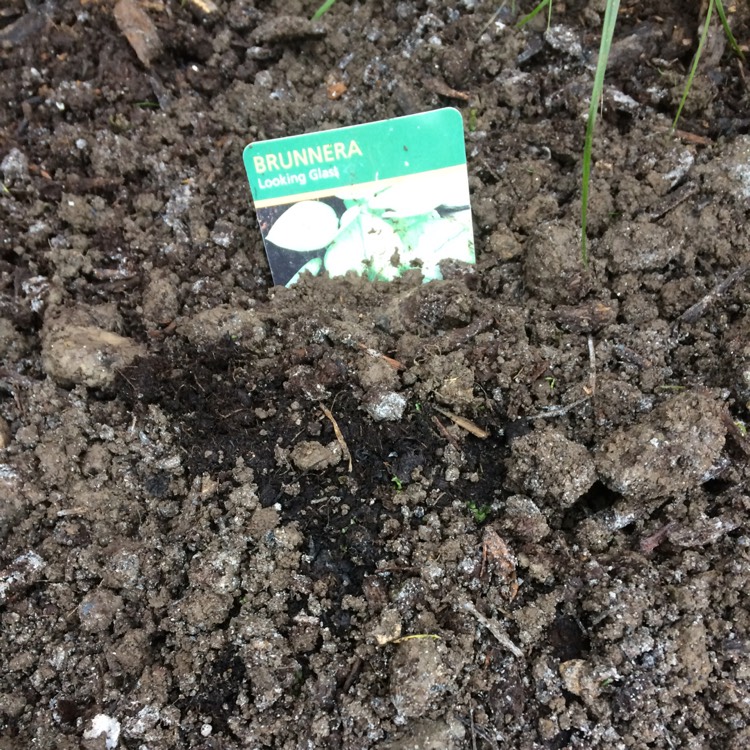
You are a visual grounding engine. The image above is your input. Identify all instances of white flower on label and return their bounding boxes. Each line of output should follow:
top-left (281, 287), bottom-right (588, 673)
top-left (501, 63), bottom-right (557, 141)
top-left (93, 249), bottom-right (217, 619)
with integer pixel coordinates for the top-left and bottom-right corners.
top-left (266, 200), bottom-right (340, 251)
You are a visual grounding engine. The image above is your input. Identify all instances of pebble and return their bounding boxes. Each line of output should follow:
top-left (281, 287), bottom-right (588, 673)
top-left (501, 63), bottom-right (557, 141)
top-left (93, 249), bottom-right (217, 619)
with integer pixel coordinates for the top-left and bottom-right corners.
top-left (290, 440), bottom-right (341, 471)
top-left (42, 325), bottom-right (145, 388)
top-left (389, 637), bottom-right (451, 721)
top-left (0, 551), bottom-right (45, 605)
top-left (363, 389), bottom-right (407, 422)
top-left (0, 147), bottom-right (29, 182)
top-left (77, 589), bottom-right (123, 633)
top-left (0, 416), bottom-right (11, 449)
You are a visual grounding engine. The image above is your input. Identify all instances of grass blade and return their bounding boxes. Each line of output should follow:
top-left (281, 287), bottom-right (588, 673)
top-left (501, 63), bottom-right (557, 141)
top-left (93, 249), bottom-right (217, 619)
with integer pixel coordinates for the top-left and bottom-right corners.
top-left (671, 0), bottom-right (714, 132)
top-left (312, 0), bottom-right (338, 21)
top-left (580, 0), bottom-right (620, 264)
top-left (517, 0), bottom-right (552, 30)
top-left (715, 0), bottom-right (745, 61)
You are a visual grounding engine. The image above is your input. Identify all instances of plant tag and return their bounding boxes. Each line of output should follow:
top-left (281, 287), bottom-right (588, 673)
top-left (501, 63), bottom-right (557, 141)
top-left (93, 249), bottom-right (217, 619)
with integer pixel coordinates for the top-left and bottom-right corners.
top-left (243, 108), bottom-right (474, 286)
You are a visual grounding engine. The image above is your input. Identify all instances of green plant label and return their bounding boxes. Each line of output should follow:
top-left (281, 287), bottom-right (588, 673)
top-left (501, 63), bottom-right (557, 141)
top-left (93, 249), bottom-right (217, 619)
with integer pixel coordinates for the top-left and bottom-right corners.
top-left (243, 108), bottom-right (474, 286)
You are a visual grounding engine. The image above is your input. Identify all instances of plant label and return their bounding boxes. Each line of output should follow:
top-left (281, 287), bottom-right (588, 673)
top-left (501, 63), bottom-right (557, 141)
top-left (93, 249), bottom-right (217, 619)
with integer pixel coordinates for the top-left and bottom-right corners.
top-left (243, 108), bottom-right (474, 287)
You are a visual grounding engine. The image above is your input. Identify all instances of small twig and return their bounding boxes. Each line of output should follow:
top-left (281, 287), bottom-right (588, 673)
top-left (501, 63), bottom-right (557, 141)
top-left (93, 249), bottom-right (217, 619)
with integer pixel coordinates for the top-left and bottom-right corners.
top-left (321, 405), bottom-right (352, 472)
top-left (736, 55), bottom-right (746, 86)
top-left (481, 528), bottom-right (519, 601)
top-left (525, 396), bottom-right (590, 421)
top-left (459, 600), bottom-right (523, 658)
top-left (184, 0), bottom-right (219, 14)
top-left (341, 656), bottom-right (362, 693)
top-left (640, 521), bottom-right (679, 554)
top-left (613, 343), bottom-right (651, 369)
top-left (417, 317), bottom-right (495, 359)
top-left (218, 408), bottom-right (251, 419)
top-left (655, 125), bottom-right (712, 146)
top-left (432, 415), bottom-right (462, 453)
top-left (391, 633), bottom-right (441, 644)
top-left (357, 342), bottom-right (405, 370)
top-left (587, 335), bottom-right (597, 397)
top-left (458, 713), bottom-right (499, 750)
top-left (476, 1), bottom-right (508, 42)
top-left (423, 76), bottom-right (470, 101)
top-left (146, 319), bottom-right (177, 338)
top-left (432, 405), bottom-right (489, 439)
top-left (676, 263), bottom-right (750, 326)
top-left (646, 181), bottom-right (698, 221)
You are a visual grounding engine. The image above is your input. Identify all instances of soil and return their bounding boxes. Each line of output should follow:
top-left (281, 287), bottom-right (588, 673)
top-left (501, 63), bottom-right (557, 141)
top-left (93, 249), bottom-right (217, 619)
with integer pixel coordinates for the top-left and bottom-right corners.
top-left (1, 1), bottom-right (750, 748)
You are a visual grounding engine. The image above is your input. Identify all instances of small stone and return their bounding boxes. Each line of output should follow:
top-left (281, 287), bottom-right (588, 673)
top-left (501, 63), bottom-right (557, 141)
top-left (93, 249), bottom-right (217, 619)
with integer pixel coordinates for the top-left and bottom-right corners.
top-left (389, 637), bottom-right (451, 721)
top-left (83, 713), bottom-right (121, 749)
top-left (290, 440), bottom-right (341, 471)
top-left (42, 325), bottom-right (145, 389)
top-left (0, 551), bottom-right (45, 605)
top-left (559, 658), bottom-right (591, 697)
top-left (1, 147), bottom-right (29, 182)
top-left (559, 658), bottom-right (620, 707)
top-left (601, 220), bottom-right (679, 273)
top-left (358, 356), bottom-right (399, 390)
top-left (102, 546), bottom-right (142, 589)
top-left (142, 269), bottom-right (180, 328)
top-left (487, 225), bottom-right (522, 261)
top-left (78, 589), bottom-right (123, 633)
top-left (0, 416), bottom-right (11, 449)
top-left (435, 364), bottom-right (474, 408)
top-left (538, 716), bottom-right (559, 742)
top-left (501, 495), bottom-right (551, 542)
top-left (363, 389), bottom-right (407, 422)
top-left (370, 608), bottom-right (403, 646)
top-left (444, 466), bottom-right (460, 483)
top-left (495, 69), bottom-right (533, 109)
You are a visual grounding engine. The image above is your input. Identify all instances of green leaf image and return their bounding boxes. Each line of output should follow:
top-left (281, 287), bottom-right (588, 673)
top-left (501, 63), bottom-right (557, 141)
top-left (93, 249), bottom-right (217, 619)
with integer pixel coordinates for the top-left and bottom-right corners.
top-left (397, 212), bottom-right (475, 281)
top-left (324, 211), bottom-right (404, 281)
top-left (277, 173), bottom-right (474, 286)
top-left (285, 257), bottom-right (323, 287)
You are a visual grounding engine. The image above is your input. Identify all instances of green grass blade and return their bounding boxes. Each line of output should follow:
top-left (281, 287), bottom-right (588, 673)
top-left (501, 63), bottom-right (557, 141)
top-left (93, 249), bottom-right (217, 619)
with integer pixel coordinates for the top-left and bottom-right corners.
top-left (715, 0), bottom-right (745, 61)
top-left (517, 0), bottom-right (552, 29)
top-left (671, 0), bottom-right (714, 132)
top-left (312, 0), bottom-right (338, 21)
top-left (580, 0), bottom-right (620, 264)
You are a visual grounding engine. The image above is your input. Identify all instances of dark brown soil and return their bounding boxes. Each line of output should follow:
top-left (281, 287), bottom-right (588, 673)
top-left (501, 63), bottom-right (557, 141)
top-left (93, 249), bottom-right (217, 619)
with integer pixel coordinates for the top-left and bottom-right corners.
top-left (1, 1), bottom-right (750, 748)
